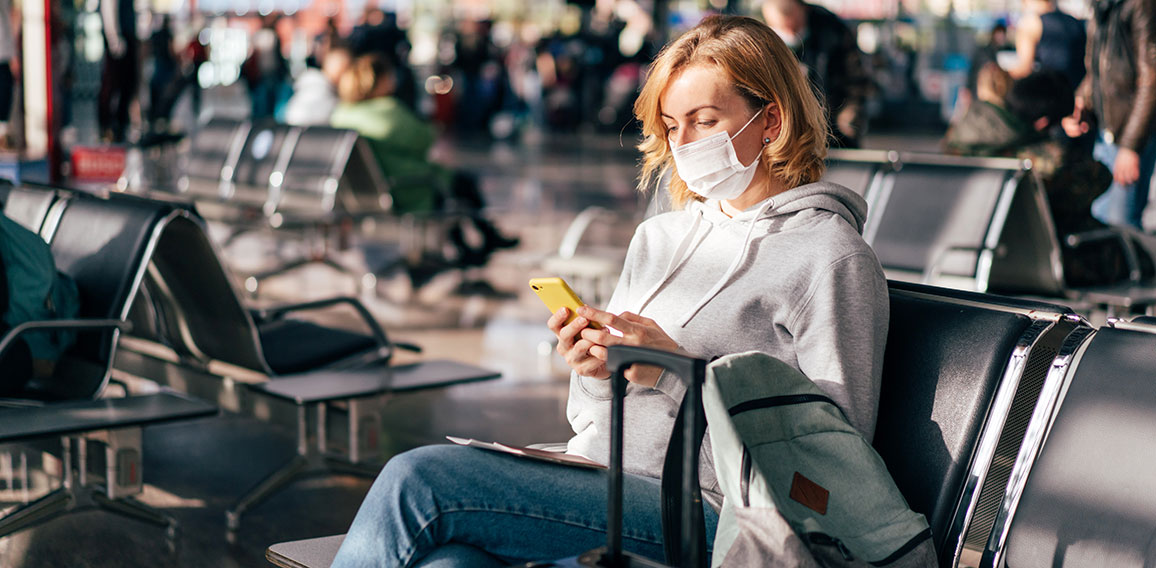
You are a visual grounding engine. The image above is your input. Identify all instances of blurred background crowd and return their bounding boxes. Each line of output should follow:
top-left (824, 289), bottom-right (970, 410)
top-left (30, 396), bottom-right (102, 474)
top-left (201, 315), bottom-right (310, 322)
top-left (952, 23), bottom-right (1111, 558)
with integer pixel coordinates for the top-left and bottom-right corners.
top-left (1, 0), bottom-right (1151, 238)
top-left (0, 0), bottom-right (1099, 147)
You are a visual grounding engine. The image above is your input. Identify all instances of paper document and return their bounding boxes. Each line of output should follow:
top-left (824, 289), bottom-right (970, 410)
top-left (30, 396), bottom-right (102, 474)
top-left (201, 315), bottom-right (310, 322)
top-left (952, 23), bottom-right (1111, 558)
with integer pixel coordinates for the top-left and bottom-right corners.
top-left (446, 436), bottom-right (607, 470)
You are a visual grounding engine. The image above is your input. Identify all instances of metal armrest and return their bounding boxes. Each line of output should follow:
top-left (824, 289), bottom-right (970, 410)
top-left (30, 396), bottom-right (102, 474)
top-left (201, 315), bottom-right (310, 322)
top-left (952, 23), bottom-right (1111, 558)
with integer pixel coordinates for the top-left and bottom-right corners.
top-left (0, 319), bottom-right (130, 362)
top-left (1065, 228), bottom-right (1142, 282)
top-left (558, 207), bottom-right (613, 259)
top-left (555, 206), bottom-right (641, 260)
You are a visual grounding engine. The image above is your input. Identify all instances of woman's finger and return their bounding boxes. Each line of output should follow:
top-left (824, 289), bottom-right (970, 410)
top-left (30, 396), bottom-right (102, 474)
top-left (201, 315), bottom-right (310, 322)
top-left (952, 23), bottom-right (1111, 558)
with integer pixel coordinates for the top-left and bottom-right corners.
top-left (546, 307), bottom-right (570, 333)
top-left (577, 306), bottom-right (630, 331)
top-left (579, 326), bottom-right (621, 347)
top-left (588, 344), bottom-right (609, 361)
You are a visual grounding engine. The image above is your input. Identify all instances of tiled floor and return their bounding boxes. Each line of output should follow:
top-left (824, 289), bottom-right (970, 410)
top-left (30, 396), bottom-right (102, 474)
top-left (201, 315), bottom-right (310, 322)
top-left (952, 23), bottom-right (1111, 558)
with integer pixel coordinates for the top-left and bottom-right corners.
top-left (0, 127), bottom-right (946, 568)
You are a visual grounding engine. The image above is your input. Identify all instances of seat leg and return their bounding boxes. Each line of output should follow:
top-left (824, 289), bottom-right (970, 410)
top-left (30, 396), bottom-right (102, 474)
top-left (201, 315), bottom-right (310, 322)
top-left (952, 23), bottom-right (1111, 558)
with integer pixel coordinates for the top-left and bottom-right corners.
top-left (92, 491), bottom-right (175, 531)
top-left (0, 489), bottom-right (73, 538)
top-left (225, 455), bottom-right (309, 535)
top-left (91, 490), bottom-right (180, 554)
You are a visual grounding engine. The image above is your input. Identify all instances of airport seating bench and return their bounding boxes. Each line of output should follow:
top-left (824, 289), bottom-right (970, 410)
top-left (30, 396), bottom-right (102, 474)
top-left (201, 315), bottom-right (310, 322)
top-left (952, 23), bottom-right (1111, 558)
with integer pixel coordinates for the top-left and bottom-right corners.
top-left (998, 317), bottom-right (1156, 567)
top-left (32, 184), bottom-right (507, 536)
top-left (264, 282), bottom-right (1089, 567)
top-left (826, 149), bottom-right (1156, 317)
top-left (0, 185), bottom-right (220, 544)
top-left (2, 182), bottom-right (503, 537)
top-left (179, 118), bottom-right (463, 296)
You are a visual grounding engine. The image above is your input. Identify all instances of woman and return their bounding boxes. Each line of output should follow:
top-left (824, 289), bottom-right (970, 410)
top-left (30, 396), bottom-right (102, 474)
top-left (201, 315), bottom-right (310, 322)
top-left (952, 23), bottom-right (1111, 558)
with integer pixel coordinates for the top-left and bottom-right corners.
top-left (331, 15), bottom-right (888, 567)
top-left (330, 54), bottom-right (518, 268)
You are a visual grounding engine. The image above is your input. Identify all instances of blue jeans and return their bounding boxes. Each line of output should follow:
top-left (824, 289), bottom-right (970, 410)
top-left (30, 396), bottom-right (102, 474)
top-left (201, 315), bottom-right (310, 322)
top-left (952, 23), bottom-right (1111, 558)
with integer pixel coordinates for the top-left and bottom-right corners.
top-left (1091, 132), bottom-right (1156, 229)
top-left (331, 445), bottom-right (719, 567)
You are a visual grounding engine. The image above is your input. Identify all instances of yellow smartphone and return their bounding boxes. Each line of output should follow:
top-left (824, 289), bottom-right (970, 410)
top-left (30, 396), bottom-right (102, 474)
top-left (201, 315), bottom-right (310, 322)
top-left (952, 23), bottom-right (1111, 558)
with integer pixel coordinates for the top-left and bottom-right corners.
top-left (529, 277), bottom-right (602, 329)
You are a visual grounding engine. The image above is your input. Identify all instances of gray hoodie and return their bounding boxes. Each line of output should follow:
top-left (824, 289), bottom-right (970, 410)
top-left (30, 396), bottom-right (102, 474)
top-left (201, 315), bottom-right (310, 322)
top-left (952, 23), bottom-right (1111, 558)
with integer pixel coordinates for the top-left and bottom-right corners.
top-left (565, 181), bottom-right (889, 505)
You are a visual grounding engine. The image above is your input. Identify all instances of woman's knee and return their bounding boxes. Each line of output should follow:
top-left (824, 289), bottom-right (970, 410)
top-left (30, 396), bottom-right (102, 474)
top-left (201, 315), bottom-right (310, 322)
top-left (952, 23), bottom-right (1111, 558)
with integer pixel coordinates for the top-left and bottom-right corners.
top-left (373, 445), bottom-right (496, 503)
top-left (374, 445), bottom-right (463, 497)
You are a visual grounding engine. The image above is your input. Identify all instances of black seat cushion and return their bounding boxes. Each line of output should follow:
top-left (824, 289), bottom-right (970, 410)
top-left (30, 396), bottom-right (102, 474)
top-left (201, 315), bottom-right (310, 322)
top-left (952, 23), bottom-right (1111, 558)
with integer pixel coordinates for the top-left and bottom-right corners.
top-left (259, 319), bottom-right (378, 376)
top-left (874, 290), bottom-right (1032, 555)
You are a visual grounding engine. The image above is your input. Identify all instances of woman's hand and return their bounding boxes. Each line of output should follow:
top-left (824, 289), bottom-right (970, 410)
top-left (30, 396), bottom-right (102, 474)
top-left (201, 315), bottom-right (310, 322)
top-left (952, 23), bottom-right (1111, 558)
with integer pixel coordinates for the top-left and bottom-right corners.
top-left (575, 306), bottom-right (680, 388)
top-left (548, 307), bottom-right (610, 379)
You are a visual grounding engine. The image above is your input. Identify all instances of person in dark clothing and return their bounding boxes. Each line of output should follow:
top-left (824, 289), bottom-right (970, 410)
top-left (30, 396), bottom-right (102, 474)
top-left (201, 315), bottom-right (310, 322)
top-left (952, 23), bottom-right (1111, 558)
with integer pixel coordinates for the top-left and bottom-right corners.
top-left (1008, 0), bottom-right (1086, 91)
top-left (147, 15), bottom-right (178, 130)
top-left (1065, 0), bottom-right (1156, 230)
top-left (349, 8), bottom-right (404, 59)
top-left (945, 70), bottom-right (1135, 286)
top-left (762, 0), bottom-right (872, 148)
top-left (243, 15), bottom-right (289, 121)
top-left (98, 0), bottom-right (139, 142)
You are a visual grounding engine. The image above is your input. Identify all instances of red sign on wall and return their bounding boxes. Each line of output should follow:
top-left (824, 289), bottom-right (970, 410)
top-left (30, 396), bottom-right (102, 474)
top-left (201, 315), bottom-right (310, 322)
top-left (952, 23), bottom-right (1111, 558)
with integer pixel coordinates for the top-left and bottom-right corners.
top-left (70, 146), bottom-right (126, 182)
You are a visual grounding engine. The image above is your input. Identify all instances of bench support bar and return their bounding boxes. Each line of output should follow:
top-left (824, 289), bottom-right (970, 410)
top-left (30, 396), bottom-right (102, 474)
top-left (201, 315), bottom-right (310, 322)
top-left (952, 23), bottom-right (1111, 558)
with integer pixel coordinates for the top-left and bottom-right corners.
top-left (225, 397), bottom-right (386, 538)
top-left (0, 430), bottom-right (177, 546)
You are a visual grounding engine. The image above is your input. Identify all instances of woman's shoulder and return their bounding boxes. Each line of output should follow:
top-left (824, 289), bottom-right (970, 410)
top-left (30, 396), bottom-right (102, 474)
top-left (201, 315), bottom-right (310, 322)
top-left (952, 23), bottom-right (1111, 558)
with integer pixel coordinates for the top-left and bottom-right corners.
top-left (770, 208), bottom-right (878, 266)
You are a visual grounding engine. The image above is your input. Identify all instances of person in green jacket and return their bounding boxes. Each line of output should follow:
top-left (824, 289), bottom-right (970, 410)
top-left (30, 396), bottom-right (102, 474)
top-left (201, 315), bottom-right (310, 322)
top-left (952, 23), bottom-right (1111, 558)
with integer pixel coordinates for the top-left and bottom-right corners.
top-left (330, 54), bottom-right (518, 267)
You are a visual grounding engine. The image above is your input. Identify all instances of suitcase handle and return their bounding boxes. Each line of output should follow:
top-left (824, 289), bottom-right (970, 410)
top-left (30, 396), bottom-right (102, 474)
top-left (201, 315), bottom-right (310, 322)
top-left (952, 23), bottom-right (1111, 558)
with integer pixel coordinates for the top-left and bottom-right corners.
top-left (605, 346), bottom-right (708, 568)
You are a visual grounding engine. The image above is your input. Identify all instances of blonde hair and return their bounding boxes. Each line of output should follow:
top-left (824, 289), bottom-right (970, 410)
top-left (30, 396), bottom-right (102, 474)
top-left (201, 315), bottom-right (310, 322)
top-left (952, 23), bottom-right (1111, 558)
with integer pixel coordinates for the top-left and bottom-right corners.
top-left (634, 15), bottom-right (829, 208)
top-left (338, 54), bottom-right (394, 103)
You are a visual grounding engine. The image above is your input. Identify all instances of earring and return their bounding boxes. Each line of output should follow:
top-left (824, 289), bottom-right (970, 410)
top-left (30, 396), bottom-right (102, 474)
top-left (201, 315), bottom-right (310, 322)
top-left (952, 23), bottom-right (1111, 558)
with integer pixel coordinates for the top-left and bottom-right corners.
top-left (763, 137), bottom-right (771, 144)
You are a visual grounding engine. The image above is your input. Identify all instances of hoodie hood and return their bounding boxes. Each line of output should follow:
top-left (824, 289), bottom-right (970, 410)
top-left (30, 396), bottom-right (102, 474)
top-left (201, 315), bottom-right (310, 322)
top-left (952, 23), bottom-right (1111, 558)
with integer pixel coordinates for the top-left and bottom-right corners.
top-left (689, 180), bottom-right (869, 234)
top-left (634, 181), bottom-right (869, 326)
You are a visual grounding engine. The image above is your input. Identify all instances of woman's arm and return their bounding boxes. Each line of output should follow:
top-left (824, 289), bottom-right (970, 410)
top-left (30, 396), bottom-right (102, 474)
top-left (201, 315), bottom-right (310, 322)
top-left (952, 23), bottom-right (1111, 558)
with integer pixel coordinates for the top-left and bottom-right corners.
top-left (787, 252), bottom-right (889, 440)
top-left (1009, 13), bottom-right (1042, 79)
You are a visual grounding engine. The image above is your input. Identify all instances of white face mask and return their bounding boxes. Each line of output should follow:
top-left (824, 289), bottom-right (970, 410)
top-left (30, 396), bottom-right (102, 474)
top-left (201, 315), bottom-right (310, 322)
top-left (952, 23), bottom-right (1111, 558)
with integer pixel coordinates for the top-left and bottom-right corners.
top-left (670, 111), bottom-right (763, 201)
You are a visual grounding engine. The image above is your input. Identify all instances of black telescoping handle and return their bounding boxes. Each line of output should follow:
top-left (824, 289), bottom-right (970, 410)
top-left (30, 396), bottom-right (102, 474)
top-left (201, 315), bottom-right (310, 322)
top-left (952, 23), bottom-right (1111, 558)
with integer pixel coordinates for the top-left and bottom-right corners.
top-left (604, 345), bottom-right (708, 568)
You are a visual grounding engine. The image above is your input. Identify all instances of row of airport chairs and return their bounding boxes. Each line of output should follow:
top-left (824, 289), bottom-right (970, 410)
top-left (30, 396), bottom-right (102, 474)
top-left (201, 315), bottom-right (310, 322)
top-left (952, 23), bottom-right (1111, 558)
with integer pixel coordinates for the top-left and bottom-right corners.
top-left (0, 182), bottom-right (500, 544)
top-left (825, 149), bottom-right (1063, 296)
top-left (830, 149), bottom-right (1156, 315)
top-left (176, 118), bottom-right (458, 296)
top-left (182, 118), bottom-right (389, 223)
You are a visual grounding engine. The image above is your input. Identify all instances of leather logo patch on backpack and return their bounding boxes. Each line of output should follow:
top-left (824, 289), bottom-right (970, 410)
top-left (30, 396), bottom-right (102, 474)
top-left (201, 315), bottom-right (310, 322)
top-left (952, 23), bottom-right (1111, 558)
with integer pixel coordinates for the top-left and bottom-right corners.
top-left (789, 472), bottom-right (829, 515)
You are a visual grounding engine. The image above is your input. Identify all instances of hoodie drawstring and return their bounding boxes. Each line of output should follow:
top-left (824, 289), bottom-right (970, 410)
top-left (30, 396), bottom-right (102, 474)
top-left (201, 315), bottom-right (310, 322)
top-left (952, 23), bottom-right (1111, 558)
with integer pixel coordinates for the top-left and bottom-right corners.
top-left (633, 209), bottom-right (706, 314)
top-left (676, 199), bottom-right (776, 327)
